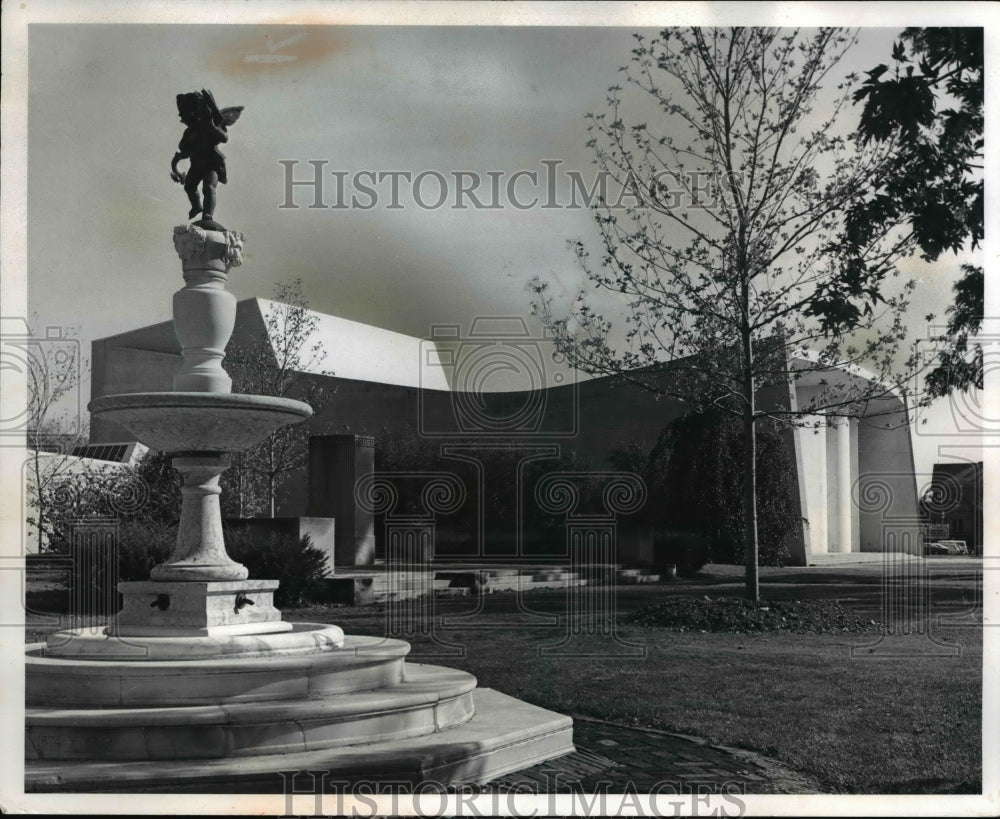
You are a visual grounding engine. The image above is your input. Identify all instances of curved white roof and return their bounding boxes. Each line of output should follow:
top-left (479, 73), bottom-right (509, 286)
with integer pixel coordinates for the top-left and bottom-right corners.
top-left (253, 299), bottom-right (451, 391)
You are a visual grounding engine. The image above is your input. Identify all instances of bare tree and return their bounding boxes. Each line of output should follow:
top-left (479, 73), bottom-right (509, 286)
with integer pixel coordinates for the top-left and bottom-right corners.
top-left (226, 279), bottom-right (332, 517)
top-left (23, 323), bottom-right (89, 551)
top-left (531, 28), bottom-right (923, 600)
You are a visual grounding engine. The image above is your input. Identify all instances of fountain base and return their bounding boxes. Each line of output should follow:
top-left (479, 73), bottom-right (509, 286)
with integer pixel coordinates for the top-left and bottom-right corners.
top-left (26, 612), bottom-right (574, 792)
top-left (27, 221), bottom-right (574, 792)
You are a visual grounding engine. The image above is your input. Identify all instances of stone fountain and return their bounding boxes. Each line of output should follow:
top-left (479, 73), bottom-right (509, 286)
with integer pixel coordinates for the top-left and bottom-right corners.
top-left (24, 94), bottom-right (572, 793)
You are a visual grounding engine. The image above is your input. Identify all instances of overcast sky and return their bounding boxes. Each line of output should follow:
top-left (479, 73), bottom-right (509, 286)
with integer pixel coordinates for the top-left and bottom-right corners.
top-left (15, 9), bottom-right (989, 475)
top-left (26, 24), bottom-right (919, 336)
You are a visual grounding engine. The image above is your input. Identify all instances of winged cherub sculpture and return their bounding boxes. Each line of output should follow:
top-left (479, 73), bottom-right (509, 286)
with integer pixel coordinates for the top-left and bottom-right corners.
top-left (170, 90), bottom-right (244, 223)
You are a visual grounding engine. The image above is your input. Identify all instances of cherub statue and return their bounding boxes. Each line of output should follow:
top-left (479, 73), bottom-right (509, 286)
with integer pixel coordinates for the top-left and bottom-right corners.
top-left (170, 90), bottom-right (244, 222)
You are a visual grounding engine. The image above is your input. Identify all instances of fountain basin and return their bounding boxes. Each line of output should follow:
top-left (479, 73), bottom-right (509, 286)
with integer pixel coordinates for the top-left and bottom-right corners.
top-left (89, 392), bottom-right (313, 453)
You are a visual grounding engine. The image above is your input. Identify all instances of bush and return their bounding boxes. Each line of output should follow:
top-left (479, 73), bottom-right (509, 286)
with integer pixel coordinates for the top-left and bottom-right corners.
top-left (645, 410), bottom-right (796, 567)
top-left (652, 528), bottom-right (711, 577)
top-left (226, 529), bottom-right (330, 607)
top-left (623, 597), bottom-right (881, 634)
top-left (116, 522), bottom-right (176, 581)
top-left (115, 524), bottom-right (330, 607)
top-left (34, 451), bottom-right (183, 555)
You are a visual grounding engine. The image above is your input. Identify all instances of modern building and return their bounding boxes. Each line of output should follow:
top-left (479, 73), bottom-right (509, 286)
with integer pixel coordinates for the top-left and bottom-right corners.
top-left (89, 298), bottom-right (921, 566)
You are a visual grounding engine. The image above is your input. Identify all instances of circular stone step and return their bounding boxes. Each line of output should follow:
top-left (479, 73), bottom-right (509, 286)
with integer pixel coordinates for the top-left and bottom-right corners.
top-left (40, 621), bottom-right (346, 661)
top-left (26, 663), bottom-right (476, 762)
top-left (26, 633), bottom-right (410, 708)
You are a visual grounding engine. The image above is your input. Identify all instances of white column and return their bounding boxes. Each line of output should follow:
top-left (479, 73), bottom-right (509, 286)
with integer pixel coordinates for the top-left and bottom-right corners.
top-left (834, 417), bottom-right (853, 553)
top-left (803, 417), bottom-right (828, 554)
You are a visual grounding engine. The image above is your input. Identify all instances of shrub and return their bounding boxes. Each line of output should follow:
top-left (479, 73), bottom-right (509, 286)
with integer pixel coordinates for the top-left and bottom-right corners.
top-left (115, 524), bottom-right (330, 607)
top-left (623, 597), bottom-right (881, 634)
top-left (652, 528), bottom-right (711, 577)
top-left (116, 522), bottom-right (176, 581)
top-left (645, 410), bottom-right (796, 567)
top-left (35, 451), bottom-right (183, 554)
top-left (226, 529), bottom-right (330, 607)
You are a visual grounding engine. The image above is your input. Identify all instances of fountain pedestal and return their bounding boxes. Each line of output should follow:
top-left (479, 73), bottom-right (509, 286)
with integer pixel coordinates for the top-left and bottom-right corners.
top-left (151, 455), bottom-right (247, 582)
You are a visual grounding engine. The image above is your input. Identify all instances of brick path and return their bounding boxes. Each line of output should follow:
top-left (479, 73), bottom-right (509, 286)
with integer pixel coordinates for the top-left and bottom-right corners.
top-left (482, 715), bottom-right (820, 795)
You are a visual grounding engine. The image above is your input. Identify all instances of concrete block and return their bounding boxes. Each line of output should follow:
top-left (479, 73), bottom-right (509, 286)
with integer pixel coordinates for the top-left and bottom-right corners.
top-left (308, 435), bottom-right (376, 566)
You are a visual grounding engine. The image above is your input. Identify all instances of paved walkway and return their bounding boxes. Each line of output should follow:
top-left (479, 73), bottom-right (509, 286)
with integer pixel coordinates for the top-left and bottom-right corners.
top-left (482, 715), bottom-right (820, 795)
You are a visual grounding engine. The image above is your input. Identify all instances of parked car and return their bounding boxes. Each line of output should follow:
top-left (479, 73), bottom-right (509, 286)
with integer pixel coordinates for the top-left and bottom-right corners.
top-left (925, 540), bottom-right (968, 556)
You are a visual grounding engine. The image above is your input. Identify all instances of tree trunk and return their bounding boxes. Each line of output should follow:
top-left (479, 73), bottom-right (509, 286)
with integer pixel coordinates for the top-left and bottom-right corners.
top-left (235, 454), bottom-right (245, 518)
top-left (267, 438), bottom-right (275, 518)
top-left (740, 274), bottom-right (760, 602)
top-left (32, 449), bottom-right (46, 552)
top-left (742, 401), bottom-right (759, 602)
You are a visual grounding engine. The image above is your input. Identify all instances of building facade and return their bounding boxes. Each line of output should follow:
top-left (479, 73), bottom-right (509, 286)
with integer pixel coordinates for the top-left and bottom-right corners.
top-left (89, 298), bottom-right (921, 566)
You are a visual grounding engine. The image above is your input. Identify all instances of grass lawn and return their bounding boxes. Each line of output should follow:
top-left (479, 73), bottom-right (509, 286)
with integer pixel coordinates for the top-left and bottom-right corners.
top-left (25, 564), bottom-right (983, 794)
top-left (283, 574), bottom-right (982, 795)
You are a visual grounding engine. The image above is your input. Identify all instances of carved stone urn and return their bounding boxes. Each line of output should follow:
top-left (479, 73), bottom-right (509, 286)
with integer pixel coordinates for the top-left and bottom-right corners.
top-left (171, 223), bottom-right (245, 393)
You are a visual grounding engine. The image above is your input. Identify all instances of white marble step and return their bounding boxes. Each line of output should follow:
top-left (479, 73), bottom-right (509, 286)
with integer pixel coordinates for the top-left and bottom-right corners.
top-left (616, 572), bottom-right (664, 583)
top-left (26, 633), bottom-right (410, 708)
top-left (26, 663), bottom-right (476, 762)
top-left (488, 576), bottom-right (585, 592)
top-left (25, 687), bottom-right (574, 792)
top-left (807, 552), bottom-right (923, 566)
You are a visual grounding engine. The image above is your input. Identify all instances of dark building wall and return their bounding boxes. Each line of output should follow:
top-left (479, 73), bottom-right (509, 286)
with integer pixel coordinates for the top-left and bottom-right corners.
top-left (856, 394), bottom-right (921, 553)
top-left (101, 314), bottom-right (947, 567)
top-left (272, 371), bottom-right (691, 518)
top-left (928, 462), bottom-right (983, 551)
top-left (89, 320), bottom-right (811, 558)
top-left (91, 344), bottom-right (179, 442)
